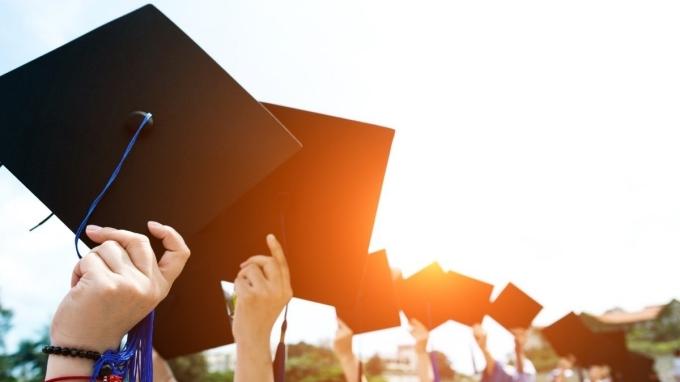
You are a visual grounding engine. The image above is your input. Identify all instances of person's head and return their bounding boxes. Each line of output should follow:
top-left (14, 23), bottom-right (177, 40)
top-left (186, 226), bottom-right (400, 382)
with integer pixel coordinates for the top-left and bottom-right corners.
top-left (588, 365), bottom-right (602, 381)
top-left (675, 348), bottom-right (680, 358)
top-left (557, 357), bottom-right (572, 369)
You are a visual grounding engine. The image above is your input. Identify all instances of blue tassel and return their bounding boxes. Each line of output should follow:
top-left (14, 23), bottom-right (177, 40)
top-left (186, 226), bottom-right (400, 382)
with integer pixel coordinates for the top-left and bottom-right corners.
top-left (91, 311), bottom-right (155, 382)
top-left (430, 351), bottom-right (441, 382)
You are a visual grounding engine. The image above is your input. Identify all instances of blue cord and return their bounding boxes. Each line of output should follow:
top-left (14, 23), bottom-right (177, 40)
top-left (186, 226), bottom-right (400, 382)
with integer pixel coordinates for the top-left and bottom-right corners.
top-left (74, 112), bottom-right (153, 258)
top-left (72, 111), bottom-right (154, 382)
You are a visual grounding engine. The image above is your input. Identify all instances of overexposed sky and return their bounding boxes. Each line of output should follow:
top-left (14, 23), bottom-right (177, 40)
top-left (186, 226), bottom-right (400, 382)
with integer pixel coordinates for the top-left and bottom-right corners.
top-left (1, 0), bottom-right (680, 375)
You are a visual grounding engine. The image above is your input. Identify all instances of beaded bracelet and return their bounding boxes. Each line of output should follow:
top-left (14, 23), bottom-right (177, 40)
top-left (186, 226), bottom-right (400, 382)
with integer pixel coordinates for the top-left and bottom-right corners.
top-left (42, 345), bottom-right (102, 361)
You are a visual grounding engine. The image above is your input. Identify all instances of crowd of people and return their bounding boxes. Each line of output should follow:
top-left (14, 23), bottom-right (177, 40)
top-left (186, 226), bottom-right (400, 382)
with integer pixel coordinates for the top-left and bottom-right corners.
top-left (40, 222), bottom-right (676, 382)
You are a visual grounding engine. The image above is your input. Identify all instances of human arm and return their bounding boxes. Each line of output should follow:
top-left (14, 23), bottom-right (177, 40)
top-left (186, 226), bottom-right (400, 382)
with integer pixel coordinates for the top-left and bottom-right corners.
top-left (232, 234), bottom-right (293, 382)
top-left (46, 222), bottom-right (191, 380)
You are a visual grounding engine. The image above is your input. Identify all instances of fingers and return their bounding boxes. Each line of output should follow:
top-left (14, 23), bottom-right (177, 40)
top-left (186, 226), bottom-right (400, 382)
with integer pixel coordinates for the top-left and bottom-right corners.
top-left (266, 234), bottom-right (290, 288)
top-left (148, 221), bottom-right (191, 284)
top-left (86, 225), bottom-right (154, 276)
top-left (234, 273), bottom-right (254, 298)
top-left (93, 240), bottom-right (136, 276)
top-left (79, 251), bottom-right (114, 282)
top-left (238, 264), bottom-right (267, 290)
top-left (240, 255), bottom-right (279, 283)
top-left (410, 318), bottom-right (425, 330)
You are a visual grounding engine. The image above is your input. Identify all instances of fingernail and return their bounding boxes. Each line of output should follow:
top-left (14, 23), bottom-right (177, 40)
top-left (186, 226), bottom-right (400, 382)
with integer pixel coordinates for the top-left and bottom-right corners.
top-left (267, 233), bottom-right (276, 242)
top-left (148, 221), bottom-right (162, 229)
top-left (86, 225), bottom-right (102, 232)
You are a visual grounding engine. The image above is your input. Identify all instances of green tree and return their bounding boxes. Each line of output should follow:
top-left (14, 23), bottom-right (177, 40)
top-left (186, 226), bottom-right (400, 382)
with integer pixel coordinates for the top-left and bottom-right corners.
top-left (364, 354), bottom-right (385, 377)
top-left (168, 352), bottom-right (211, 381)
top-left (10, 328), bottom-right (49, 382)
top-left (286, 342), bottom-right (345, 382)
top-left (204, 370), bottom-right (234, 382)
top-left (0, 297), bottom-right (16, 381)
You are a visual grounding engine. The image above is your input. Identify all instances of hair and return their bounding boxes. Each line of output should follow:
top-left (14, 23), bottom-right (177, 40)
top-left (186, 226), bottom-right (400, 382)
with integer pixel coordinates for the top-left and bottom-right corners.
top-left (675, 348), bottom-right (680, 357)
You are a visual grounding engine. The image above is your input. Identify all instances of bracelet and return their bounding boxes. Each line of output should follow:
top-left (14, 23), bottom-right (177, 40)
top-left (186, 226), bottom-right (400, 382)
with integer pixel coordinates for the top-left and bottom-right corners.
top-left (43, 345), bottom-right (102, 361)
top-left (44, 377), bottom-right (122, 382)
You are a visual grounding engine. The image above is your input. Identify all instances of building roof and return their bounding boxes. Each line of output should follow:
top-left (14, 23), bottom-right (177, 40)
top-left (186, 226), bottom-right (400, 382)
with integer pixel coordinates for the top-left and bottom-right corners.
top-left (596, 305), bottom-right (663, 325)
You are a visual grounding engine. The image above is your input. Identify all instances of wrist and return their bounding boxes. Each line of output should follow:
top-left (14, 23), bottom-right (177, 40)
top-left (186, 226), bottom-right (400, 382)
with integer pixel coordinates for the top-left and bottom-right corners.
top-left (414, 346), bottom-right (428, 355)
top-left (50, 333), bottom-right (121, 354)
top-left (45, 355), bottom-right (95, 379)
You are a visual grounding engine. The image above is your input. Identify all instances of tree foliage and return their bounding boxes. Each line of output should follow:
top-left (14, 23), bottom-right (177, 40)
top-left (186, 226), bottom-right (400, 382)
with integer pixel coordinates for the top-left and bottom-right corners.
top-left (286, 342), bottom-right (345, 382)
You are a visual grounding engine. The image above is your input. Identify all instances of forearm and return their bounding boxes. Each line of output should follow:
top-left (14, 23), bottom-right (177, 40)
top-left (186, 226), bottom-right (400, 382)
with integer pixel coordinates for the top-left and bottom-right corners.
top-left (337, 353), bottom-right (364, 382)
top-left (480, 347), bottom-right (496, 375)
top-left (45, 356), bottom-right (94, 380)
top-left (415, 350), bottom-right (433, 382)
top-left (235, 337), bottom-right (273, 382)
top-left (515, 348), bottom-right (525, 374)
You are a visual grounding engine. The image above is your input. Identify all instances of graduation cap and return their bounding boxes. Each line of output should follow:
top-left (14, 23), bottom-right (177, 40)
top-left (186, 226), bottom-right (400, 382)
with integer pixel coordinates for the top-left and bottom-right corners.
top-left (397, 262), bottom-right (454, 329)
top-left (488, 283), bottom-right (543, 330)
top-left (154, 262), bottom-right (232, 357)
top-left (186, 103), bottom-right (394, 307)
top-left (335, 250), bottom-right (401, 334)
top-left (623, 352), bottom-right (658, 381)
top-left (541, 312), bottom-right (605, 367)
top-left (594, 330), bottom-right (630, 370)
top-left (0, 4), bottom-right (300, 244)
top-left (446, 271), bottom-right (493, 327)
top-left (0, 4), bottom-right (301, 357)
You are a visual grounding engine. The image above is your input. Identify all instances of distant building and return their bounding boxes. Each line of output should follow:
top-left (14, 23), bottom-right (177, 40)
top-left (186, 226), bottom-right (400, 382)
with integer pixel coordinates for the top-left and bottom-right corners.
top-left (384, 344), bottom-right (417, 373)
top-left (581, 299), bottom-right (680, 334)
top-left (204, 348), bottom-right (236, 373)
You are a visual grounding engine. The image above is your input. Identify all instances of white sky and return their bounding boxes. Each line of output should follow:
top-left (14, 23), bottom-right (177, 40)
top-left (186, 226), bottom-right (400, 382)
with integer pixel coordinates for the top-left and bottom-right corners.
top-left (2, 0), bottom-right (680, 375)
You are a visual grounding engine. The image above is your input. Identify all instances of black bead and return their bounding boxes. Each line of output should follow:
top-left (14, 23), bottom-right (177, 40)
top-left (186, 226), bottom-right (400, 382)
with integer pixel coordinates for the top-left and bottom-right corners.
top-left (99, 364), bottom-right (113, 377)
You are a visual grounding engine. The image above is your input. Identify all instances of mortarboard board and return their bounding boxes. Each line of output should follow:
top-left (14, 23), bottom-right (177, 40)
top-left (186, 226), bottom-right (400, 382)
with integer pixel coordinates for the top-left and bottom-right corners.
top-left (446, 271), bottom-right (493, 327)
top-left (541, 312), bottom-right (603, 367)
top-left (0, 4), bottom-right (301, 246)
top-left (154, 263), bottom-right (232, 358)
top-left (397, 262), bottom-right (455, 329)
top-left (335, 250), bottom-right (401, 334)
top-left (623, 352), bottom-right (658, 381)
top-left (186, 103), bottom-right (394, 307)
top-left (488, 283), bottom-right (543, 330)
top-left (0, 4), bottom-right (301, 358)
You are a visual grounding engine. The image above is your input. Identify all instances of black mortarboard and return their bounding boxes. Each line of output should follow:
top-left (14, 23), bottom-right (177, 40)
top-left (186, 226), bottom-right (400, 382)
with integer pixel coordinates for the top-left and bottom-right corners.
top-left (0, 5), bottom-right (301, 358)
top-left (335, 250), bottom-right (401, 334)
top-left (446, 271), bottom-right (493, 327)
top-left (488, 283), bottom-right (543, 330)
top-left (541, 312), bottom-right (602, 367)
top-left (154, 260), bottom-right (231, 358)
top-left (623, 352), bottom-right (658, 381)
top-left (188, 103), bottom-right (394, 309)
top-left (397, 262), bottom-right (455, 329)
top-left (0, 4), bottom-right (301, 246)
